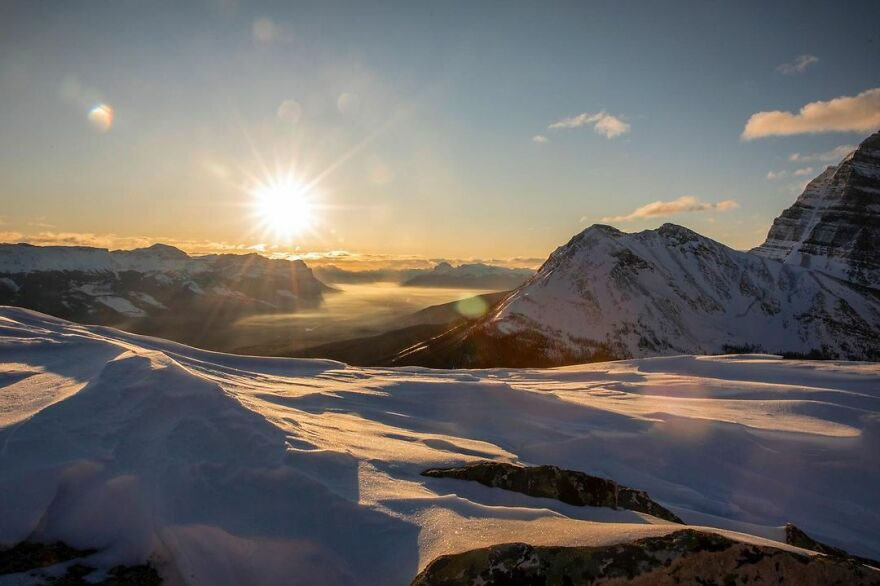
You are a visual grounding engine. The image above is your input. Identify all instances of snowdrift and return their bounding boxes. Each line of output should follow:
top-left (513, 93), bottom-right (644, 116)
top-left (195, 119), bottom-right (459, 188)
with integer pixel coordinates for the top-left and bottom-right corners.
top-left (1, 307), bottom-right (879, 584)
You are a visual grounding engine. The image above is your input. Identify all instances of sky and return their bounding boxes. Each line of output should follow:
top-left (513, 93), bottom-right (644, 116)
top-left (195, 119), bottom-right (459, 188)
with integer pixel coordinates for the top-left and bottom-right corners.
top-left (1, 0), bottom-right (878, 268)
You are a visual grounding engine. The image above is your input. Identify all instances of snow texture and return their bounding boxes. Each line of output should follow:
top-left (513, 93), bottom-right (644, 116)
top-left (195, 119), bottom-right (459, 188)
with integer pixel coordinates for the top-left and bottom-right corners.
top-left (1, 307), bottom-right (878, 584)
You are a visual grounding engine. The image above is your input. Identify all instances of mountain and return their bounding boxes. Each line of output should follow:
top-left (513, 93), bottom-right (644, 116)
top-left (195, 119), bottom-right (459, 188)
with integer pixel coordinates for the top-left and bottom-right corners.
top-left (400, 262), bottom-right (534, 289)
top-left (752, 130), bottom-right (880, 288)
top-left (0, 243), bottom-right (333, 346)
top-left (313, 262), bottom-right (534, 288)
top-left (237, 291), bottom-right (509, 364)
top-left (2, 307), bottom-right (879, 584)
top-left (391, 223), bottom-right (880, 367)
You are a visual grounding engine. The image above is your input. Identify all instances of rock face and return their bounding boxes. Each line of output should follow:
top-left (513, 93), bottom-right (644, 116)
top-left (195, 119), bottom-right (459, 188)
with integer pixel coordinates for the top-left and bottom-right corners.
top-left (393, 222), bottom-right (880, 367)
top-left (411, 530), bottom-right (880, 586)
top-left (786, 523), bottom-right (880, 569)
top-left (422, 462), bottom-right (683, 523)
top-left (753, 131), bottom-right (880, 288)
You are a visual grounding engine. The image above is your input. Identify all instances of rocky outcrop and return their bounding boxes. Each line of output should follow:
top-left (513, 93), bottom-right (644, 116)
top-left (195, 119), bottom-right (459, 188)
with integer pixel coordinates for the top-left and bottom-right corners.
top-left (0, 541), bottom-right (161, 584)
top-left (422, 461), bottom-right (683, 523)
top-left (786, 523), bottom-right (880, 569)
top-left (411, 529), bottom-right (880, 585)
top-left (753, 130), bottom-right (880, 288)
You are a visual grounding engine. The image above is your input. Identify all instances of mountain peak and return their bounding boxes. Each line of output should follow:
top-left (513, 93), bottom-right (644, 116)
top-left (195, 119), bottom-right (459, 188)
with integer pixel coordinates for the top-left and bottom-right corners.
top-left (129, 243), bottom-right (190, 259)
top-left (752, 128), bottom-right (880, 287)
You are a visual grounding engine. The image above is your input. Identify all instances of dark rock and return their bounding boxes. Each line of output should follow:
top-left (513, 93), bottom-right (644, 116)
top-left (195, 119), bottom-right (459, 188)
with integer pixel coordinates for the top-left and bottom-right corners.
top-left (421, 461), bottom-right (683, 523)
top-left (0, 542), bottom-right (95, 575)
top-left (411, 529), bottom-right (880, 585)
top-left (786, 523), bottom-right (880, 569)
top-left (753, 130), bottom-right (880, 288)
top-left (0, 541), bottom-right (161, 585)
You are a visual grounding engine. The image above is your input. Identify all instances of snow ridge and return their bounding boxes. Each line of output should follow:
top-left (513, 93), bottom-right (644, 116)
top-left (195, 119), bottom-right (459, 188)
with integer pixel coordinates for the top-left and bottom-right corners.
top-left (1, 307), bottom-right (879, 584)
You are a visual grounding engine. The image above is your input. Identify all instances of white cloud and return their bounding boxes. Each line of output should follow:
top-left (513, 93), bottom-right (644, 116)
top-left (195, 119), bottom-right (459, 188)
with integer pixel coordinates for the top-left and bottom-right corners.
top-left (766, 170), bottom-right (787, 180)
top-left (532, 135), bottom-right (549, 144)
top-left (601, 196), bottom-right (739, 223)
top-left (776, 54), bottom-right (819, 75)
top-left (548, 111), bottom-right (630, 138)
top-left (742, 88), bottom-right (880, 140)
top-left (789, 144), bottom-right (857, 162)
top-left (793, 166), bottom-right (815, 177)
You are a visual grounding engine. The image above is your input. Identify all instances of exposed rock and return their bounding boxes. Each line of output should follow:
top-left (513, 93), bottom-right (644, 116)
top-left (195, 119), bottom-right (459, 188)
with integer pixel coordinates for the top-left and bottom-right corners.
top-left (0, 541), bottom-right (161, 585)
top-left (422, 461), bottom-right (683, 523)
top-left (0, 542), bottom-right (95, 575)
top-left (786, 523), bottom-right (880, 568)
top-left (753, 130), bottom-right (880, 288)
top-left (411, 529), bottom-right (880, 585)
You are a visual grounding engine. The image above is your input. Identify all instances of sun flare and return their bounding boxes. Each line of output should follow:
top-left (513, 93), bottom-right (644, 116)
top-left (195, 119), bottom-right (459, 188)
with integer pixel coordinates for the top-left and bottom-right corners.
top-left (251, 176), bottom-right (315, 239)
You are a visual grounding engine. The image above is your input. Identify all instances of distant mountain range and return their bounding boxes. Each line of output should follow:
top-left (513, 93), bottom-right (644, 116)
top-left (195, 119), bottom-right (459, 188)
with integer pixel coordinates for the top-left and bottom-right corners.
top-left (313, 262), bottom-right (534, 289)
top-left (400, 262), bottom-right (534, 289)
top-left (391, 130), bottom-right (880, 368)
top-left (0, 243), bottom-right (333, 347)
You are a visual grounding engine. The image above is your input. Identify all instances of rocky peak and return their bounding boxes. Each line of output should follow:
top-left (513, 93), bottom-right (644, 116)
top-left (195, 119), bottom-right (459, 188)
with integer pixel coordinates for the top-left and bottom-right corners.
top-left (752, 129), bottom-right (880, 288)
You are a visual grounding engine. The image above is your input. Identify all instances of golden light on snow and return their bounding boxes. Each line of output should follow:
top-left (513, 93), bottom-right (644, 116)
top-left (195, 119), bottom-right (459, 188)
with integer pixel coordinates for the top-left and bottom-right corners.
top-left (251, 175), bottom-right (316, 239)
top-left (87, 103), bottom-right (114, 132)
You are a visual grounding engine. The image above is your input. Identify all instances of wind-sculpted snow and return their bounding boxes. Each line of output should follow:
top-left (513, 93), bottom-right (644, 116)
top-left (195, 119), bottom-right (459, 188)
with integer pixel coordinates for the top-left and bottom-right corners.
top-left (1, 307), bottom-right (879, 584)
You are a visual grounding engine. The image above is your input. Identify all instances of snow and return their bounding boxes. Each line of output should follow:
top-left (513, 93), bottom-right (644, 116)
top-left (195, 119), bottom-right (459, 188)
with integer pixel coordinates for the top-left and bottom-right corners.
top-left (0, 307), bottom-right (878, 585)
top-left (130, 292), bottom-right (166, 309)
top-left (485, 223), bottom-right (880, 360)
top-left (94, 296), bottom-right (147, 317)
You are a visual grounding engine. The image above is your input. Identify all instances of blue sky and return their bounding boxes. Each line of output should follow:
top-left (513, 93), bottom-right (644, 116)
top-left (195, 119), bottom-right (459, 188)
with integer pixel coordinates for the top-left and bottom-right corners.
top-left (1, 0), bottom-right (878, 265)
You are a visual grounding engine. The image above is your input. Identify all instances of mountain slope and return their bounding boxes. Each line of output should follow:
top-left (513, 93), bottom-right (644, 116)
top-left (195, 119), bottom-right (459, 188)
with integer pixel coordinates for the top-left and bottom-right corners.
top-left (752, 130), bottom-right (880, 287)
top-left (0, 243), bottom-right (333, 347)
top-left (393, 223), bottom-right (880, 368)
top-left (1, 307), bottom-right (879, 584)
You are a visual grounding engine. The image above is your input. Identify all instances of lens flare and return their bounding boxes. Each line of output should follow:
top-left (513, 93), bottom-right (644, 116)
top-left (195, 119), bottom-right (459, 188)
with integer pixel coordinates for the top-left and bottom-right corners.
top-left (88, 104), bottom-right (113, 132)
top-left (251, 176), bottom-right (315, 239)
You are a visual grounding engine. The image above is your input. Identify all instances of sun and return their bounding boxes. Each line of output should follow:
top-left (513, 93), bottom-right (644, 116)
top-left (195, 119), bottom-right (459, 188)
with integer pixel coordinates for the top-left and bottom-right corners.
top-left (250, 176), bottom-right (315, 239)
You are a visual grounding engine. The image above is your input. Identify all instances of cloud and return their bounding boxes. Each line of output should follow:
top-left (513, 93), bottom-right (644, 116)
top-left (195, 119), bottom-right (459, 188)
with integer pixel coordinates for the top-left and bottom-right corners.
top-left (252, 17), bottom-right (290, 45)
top-left (776, 54), bottom-right (819, 75)
top-left (793, 166), bottom-right (815, 177)
top-left (600, 196), bottom-right (739, 223)
top-left (766, 170), bottom-right (787, 180)
top-left (789, 144), bottom-right (857, 162)
top-left (532, 135), bottom-right (549, 144)
top-left (742, 88), bottom-right (880, 140)
top-left (548, 111), bottom-right (630, 138)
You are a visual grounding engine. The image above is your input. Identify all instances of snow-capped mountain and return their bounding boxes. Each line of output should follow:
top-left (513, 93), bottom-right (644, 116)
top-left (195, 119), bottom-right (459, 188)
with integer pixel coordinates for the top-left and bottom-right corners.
top-left (401, 262), bottom-right (534, 289)
top-left (393, 135), bottom-right (880, 368)
top-left (752, 130), bottom-right (880, 288)
top-left (0, 243), bottom-right (333, 328)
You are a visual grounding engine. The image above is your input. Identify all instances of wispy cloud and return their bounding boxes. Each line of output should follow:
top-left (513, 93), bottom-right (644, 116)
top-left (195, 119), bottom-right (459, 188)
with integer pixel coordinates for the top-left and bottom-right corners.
top-left (252, 17), bottom-right (291, 45)
top-left (601, 196), bottom-right (739, 223)
top-left (548, 111), bottom-right (630, 138)
top-left (532, 135), bottom-right (549, 144)
top-left (742, 88), bottom-right (880, 140)
top-left (766, 170), bottom-right (787, 180)
top-left (793, 166), bottom-right (815, 177)
top-left (789, 144), bottom-right (857, 163)
top-left (776, 54), bottom-right (819, 75)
